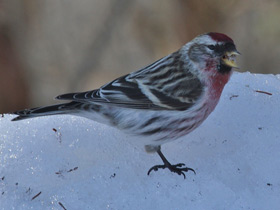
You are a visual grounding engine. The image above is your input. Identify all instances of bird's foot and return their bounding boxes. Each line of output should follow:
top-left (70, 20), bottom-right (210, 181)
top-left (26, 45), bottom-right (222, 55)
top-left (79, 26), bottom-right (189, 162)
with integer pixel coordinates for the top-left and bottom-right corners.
top-left (147, 162), bottom-right (196, 179)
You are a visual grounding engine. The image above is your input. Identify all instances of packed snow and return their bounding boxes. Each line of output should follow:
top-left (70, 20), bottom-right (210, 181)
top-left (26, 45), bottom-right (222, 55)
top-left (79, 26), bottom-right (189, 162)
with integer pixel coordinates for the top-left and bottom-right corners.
top-left (0, 72), bottom-right (279, 210)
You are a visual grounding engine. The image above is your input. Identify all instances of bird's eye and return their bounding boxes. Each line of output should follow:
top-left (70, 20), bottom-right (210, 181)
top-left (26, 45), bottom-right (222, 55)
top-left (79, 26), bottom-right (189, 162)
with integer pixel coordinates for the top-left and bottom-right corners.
top-left (207, 45), bottom-right (215, 50)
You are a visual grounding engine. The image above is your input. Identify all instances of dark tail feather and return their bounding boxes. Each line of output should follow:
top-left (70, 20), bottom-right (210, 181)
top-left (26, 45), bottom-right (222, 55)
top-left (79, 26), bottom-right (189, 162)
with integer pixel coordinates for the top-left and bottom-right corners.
top-left (12, 102), bottom-right (80, 121)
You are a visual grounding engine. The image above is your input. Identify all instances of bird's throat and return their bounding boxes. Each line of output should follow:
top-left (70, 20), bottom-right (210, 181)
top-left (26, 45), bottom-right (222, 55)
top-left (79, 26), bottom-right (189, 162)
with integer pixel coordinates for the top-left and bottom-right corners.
top-left (218, 63), bottom-right (232, 74)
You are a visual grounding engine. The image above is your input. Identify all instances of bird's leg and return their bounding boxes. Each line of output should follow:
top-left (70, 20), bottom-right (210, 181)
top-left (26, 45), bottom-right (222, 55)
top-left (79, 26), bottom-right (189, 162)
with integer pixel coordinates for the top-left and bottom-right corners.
top-left (147, 148), bottom-right (196, 179)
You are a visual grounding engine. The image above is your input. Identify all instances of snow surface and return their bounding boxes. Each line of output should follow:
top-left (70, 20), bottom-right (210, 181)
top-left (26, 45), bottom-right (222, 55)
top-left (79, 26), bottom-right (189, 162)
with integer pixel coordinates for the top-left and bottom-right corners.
top-left (0, 72), bottom-right (280, 210)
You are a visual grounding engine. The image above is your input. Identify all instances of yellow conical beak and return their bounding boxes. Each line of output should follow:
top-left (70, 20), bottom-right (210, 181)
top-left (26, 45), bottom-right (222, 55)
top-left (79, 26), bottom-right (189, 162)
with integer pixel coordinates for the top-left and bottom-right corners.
top-left (222, 51), bottom-right (240, 69)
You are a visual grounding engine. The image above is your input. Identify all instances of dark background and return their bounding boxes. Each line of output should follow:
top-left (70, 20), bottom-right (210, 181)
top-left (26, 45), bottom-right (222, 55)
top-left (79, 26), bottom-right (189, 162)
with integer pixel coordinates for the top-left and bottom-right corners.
top-left (1, 0), bottom-right (279, 113)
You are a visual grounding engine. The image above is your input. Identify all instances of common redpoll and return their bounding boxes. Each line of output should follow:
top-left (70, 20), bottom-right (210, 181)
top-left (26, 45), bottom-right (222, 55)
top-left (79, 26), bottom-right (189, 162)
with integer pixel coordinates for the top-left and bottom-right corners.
top-left (12, 32), bottom-right (239, 178)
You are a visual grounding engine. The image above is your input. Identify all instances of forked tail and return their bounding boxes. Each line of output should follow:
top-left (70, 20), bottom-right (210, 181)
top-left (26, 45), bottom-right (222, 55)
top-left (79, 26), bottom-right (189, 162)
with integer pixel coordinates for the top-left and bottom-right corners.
top-left (12, 101), bottom-right (80, 121)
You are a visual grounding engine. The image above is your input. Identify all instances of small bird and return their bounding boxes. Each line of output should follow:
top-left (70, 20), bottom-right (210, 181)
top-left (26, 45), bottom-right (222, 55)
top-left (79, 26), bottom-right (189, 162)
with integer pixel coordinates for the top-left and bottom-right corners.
top-left (12, 32), bottom-right (239, 178)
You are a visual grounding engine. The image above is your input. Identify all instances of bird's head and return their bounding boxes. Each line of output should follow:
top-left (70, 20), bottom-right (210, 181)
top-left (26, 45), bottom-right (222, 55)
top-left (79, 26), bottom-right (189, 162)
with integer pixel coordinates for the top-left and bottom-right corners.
top-left (187, 32), bottom-right (240, 74)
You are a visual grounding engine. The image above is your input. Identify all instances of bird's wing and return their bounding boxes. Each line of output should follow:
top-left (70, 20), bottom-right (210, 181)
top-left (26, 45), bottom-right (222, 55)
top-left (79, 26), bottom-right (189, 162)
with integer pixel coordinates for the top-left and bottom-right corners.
top-left (56, 51), bottom-right (204, 111)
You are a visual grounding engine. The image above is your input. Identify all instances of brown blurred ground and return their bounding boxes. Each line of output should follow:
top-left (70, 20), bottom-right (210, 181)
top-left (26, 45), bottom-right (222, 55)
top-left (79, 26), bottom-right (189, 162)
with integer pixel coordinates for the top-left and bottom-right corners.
top-left (0, 0), bottom-right (280, 113)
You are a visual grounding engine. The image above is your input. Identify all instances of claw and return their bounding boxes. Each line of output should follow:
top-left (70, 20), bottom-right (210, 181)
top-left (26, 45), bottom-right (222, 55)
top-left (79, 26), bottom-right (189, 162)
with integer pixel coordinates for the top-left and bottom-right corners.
top-left (147, 149), bottom-right (196, 179)
top-left (147, 163), bottom-right (195, 179)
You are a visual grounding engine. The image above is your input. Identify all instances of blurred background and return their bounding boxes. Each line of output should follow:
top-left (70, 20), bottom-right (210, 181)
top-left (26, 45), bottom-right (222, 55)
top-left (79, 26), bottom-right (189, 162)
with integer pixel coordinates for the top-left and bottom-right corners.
top-left (1, 0), bottom-right (280, 113)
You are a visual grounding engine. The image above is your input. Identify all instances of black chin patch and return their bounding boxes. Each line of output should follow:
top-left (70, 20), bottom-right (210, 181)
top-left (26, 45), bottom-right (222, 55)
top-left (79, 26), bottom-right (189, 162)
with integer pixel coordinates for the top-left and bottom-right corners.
top-left (218, 62), bottom-right (232, 74)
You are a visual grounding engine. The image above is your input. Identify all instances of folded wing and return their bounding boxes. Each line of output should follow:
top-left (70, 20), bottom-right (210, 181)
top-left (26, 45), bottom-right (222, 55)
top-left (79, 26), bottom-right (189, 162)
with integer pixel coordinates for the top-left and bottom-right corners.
top-left (56, 51), bottom-right (204, 111)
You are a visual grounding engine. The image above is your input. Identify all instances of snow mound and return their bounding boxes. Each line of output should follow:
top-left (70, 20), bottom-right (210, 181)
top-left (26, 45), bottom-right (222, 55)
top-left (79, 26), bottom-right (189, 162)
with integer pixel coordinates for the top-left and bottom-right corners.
top-left (0, 72), bottom-right (280, 210)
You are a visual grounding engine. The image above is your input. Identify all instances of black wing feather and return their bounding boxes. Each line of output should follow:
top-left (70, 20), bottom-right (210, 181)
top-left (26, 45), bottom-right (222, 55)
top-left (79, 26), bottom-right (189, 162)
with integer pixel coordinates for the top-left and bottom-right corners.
top-left (56, 51), bottom-right (204, 111)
